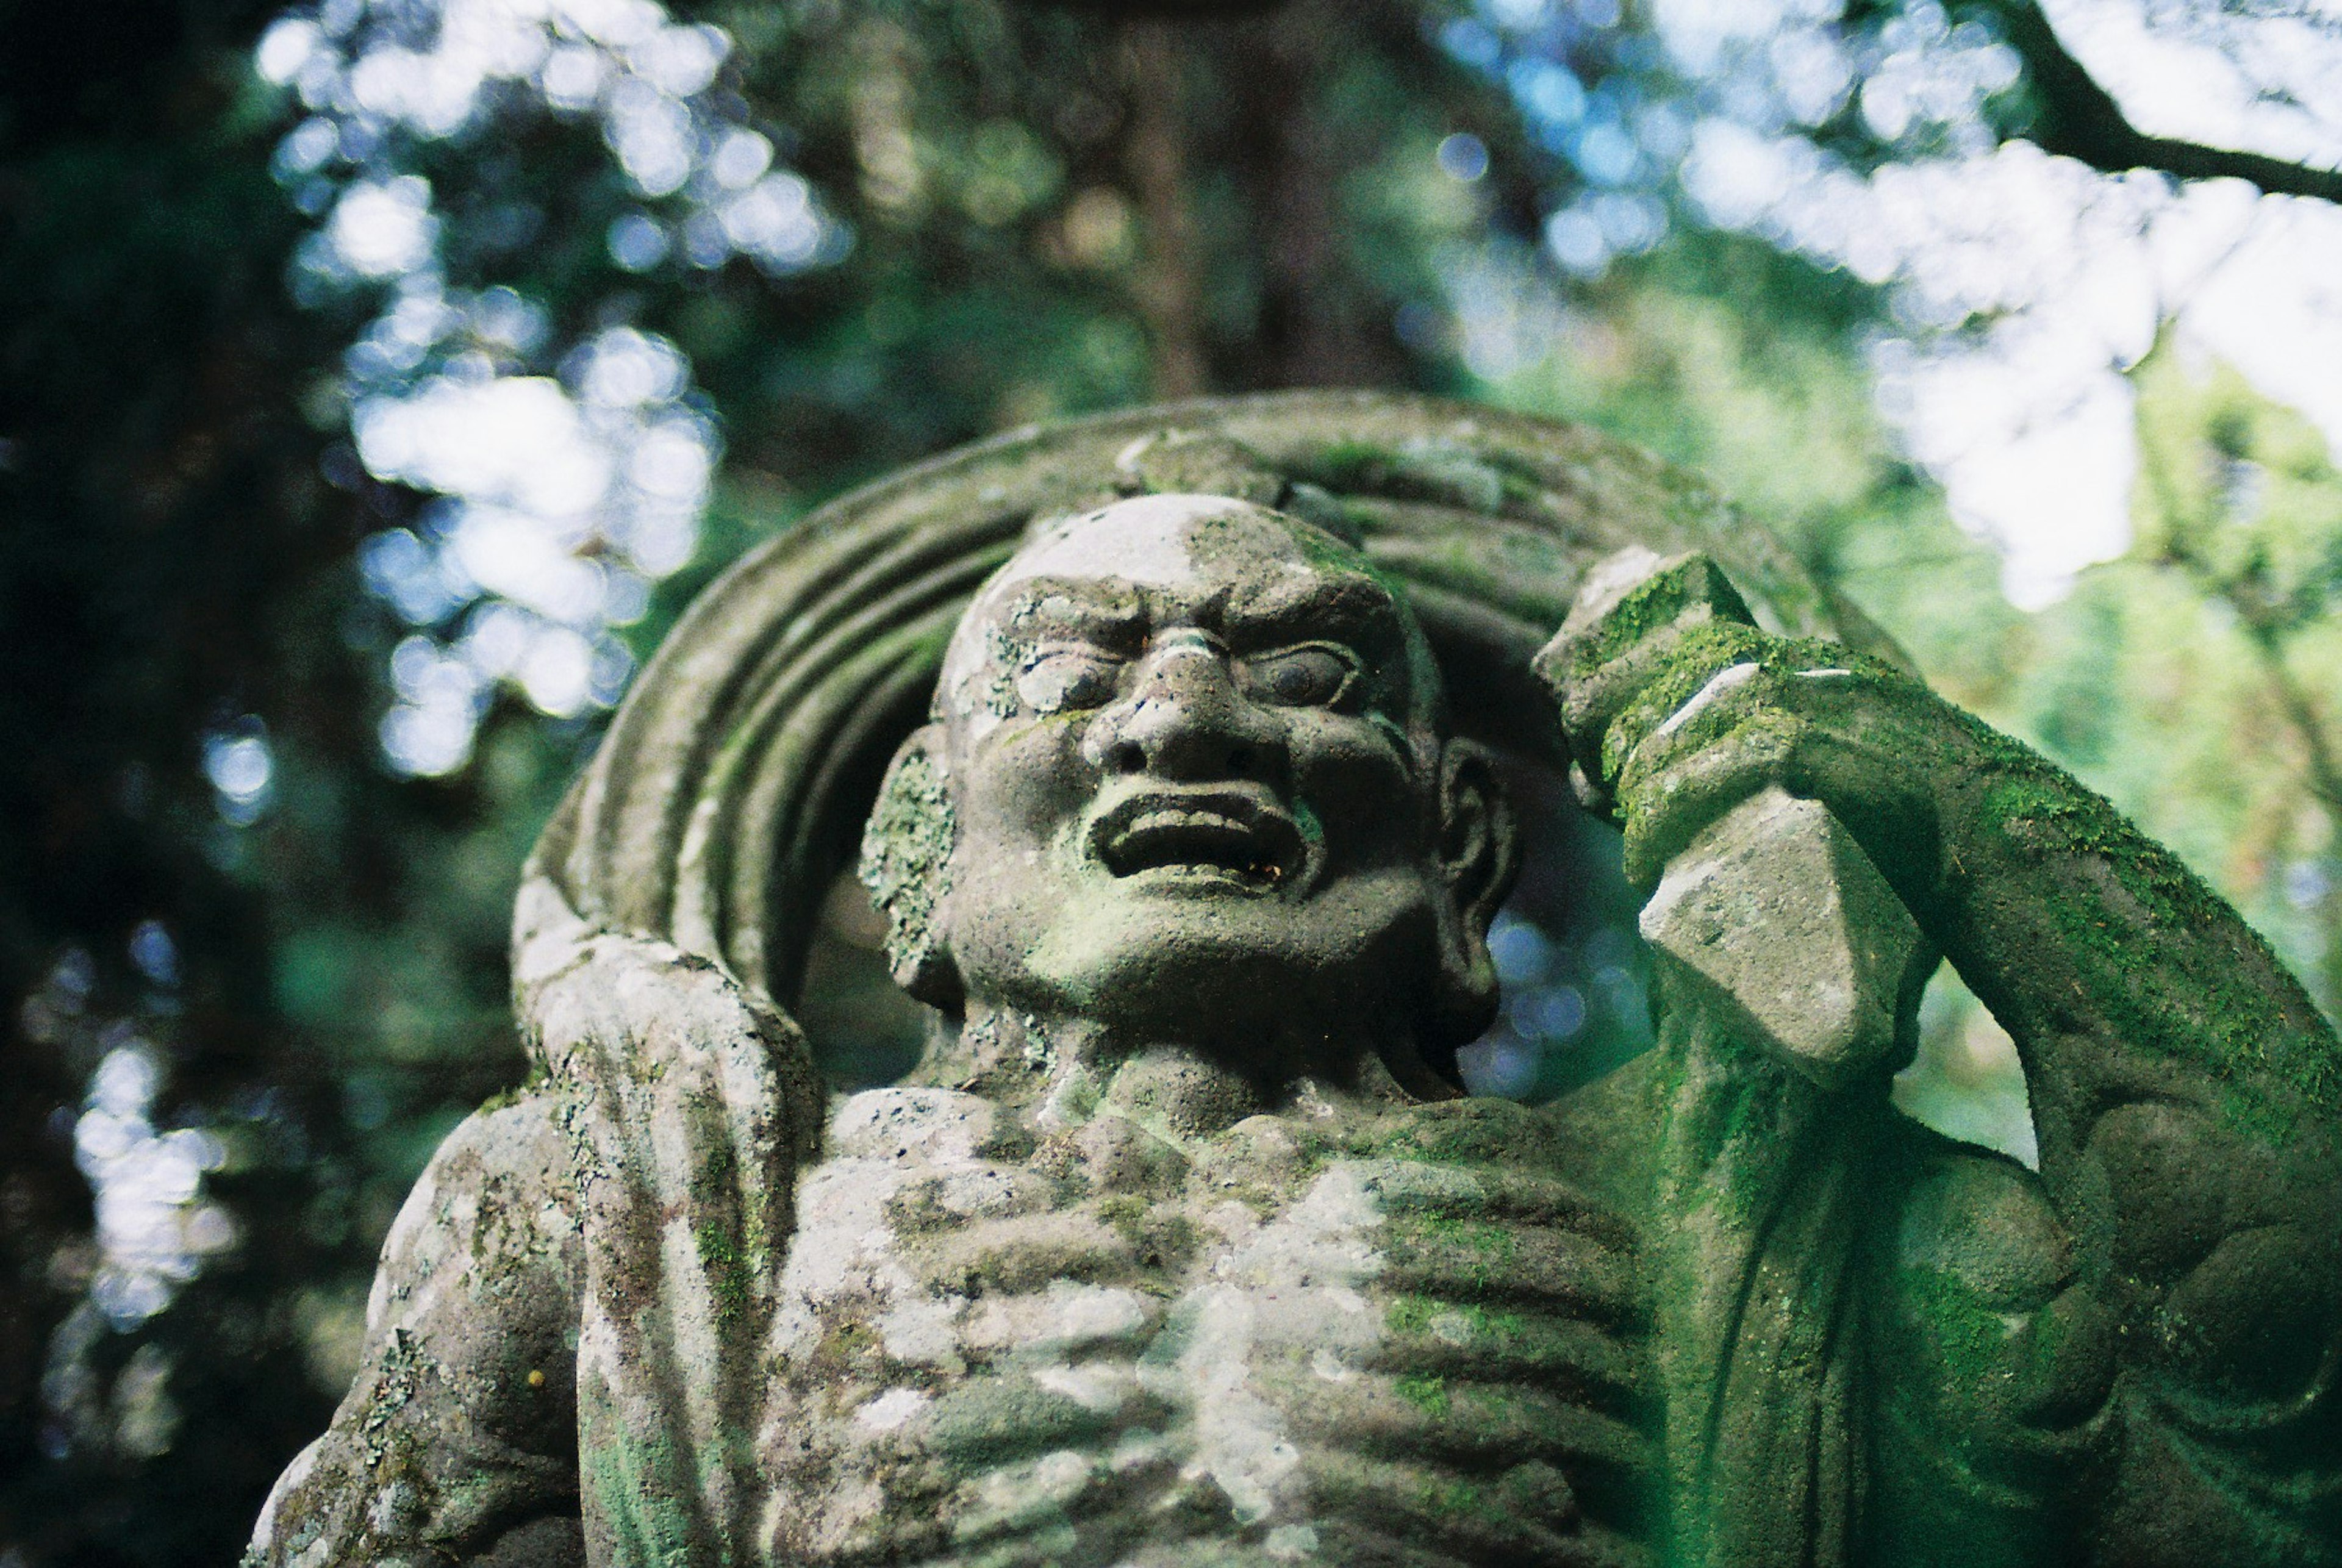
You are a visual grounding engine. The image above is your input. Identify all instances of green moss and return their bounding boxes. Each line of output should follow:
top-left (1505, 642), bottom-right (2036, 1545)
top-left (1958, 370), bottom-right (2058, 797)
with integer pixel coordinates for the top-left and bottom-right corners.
top-left (1297, 437), bottom-right (1515, 514)
top-left (1414, 1473), bottom-right (1486, 1520)
top-left (1396, 1373), bottom-right (1451, 1417)
top-left (1398, 1214), bottom-right (1519, 1301)
top-left (1599, 623), bottom-right (1899, 785)
top-left (680, 1122), bottom-right (768, 1332)
top-left (929, 1378), bottom-right (1121, 1461)
top-left (1385, 1294), bottom-right (1525, 1342)
top-left (798, 1319), bottom-right (886, 1394)
top-left (1302, 439), bottom-right (1404, 492)
top-left (693, 1221), bottom-right (753, 1332)
top-left (1428, 1216), bottom-right (1516, 1256)
top-left (1386, 1294), bottom-right (1438, 1336)
top-left (1960, 710), bottom-right (2340, 1138)
top-left (1371, 1102), bottom-right (1555, 1167)
top-left (1895, 1265), bottom-right (2013, 1392)
top-left (975, 623), bottom-right (1025, 718)
top-left (360, 1328), bottom-right (426, 1452)
top-left (1091, 1192), bottom-right (1196, 1268)
top-left (1553, 557), bottom-right (1759, 682)
top-left (581, 1427), bottom-right (698, 1568)
top-left (473, 1061), bottom-right (546, 1118)
top-left (1468, 1301), bottom-right (1527, 1340)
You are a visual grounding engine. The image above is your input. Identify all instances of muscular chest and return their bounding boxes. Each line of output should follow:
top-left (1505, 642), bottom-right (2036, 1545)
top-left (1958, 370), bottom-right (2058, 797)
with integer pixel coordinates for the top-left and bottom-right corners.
top-left (757, 1087), bottom-right (1656, 1567)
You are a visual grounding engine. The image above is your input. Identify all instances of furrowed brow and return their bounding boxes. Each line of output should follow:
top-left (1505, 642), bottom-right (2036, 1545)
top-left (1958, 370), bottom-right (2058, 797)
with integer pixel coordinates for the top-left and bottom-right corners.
top-left (1223, 572), bottom-right (1406, 654)
top-left (993, 579), bottom-right (1146, 649)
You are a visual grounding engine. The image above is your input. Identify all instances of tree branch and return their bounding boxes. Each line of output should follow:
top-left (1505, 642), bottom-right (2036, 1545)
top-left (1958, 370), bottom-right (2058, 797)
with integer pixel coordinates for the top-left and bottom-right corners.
top-left (1965, 0), bottom-right (2342, 204)
top-left (2243, 621), bottom-right (2342, 831)
top-left (2147, 528), bottom-right (2342, 1010)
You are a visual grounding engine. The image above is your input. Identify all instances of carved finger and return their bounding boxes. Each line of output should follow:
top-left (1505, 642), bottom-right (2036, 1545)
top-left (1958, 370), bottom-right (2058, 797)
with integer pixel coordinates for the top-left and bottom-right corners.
top-left (1610, 664), bottom-right (1943, 903)
top-left (1535, 549), bottom-right (1764, 814)
top-left (1616, 695), bottom-right (1813, 893)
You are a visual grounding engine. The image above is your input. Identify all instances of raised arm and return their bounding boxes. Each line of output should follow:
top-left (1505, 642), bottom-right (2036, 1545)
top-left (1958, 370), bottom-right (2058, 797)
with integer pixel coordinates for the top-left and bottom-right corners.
top-left (1544, 553), bottom-right (2342, 1565)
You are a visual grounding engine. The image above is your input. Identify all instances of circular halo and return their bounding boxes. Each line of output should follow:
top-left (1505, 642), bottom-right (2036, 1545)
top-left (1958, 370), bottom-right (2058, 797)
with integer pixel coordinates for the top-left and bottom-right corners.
top-left (524, 389), bottom-right (1900, 1012)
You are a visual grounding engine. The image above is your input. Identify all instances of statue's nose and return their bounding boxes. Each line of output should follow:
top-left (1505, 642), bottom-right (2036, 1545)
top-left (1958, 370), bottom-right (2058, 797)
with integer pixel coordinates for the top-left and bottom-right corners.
top-left (1086, 637), bottom-right (1277, 781)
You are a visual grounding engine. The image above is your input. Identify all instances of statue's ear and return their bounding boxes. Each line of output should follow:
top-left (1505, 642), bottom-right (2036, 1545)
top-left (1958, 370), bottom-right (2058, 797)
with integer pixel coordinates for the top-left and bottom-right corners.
top-left (858, 725), bottom-right (964, 1009)
top-left (1426, 738), bottom-right (1520, 1058)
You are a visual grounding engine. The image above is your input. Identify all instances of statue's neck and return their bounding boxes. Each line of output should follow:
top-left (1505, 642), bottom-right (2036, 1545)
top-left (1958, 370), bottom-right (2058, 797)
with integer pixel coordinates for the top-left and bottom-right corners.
top-left (908, 1002), bottom-right (1436, 1142)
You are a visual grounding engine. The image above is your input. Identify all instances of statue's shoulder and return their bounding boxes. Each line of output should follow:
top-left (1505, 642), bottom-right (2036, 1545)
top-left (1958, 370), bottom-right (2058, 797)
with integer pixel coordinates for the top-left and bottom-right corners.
top-left (247, 1092), bottom-right (588, 1567)
top-left (1530, 1054), bottom-right (1662, 1215)
top-left (369, 1089), bottom-right (582, 1336)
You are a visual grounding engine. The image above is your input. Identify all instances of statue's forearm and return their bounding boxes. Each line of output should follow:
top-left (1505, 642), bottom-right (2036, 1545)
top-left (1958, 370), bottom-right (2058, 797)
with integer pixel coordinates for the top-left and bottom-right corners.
top-left (1593, 636), bottom-right (2342, 1559)
top-left (1918, 707), bottom-right (2340, 1174)
top-left (1916, 722), bottom-right (2342, 1491)
top-left (1859, 721), bottom-right (2342, 1559)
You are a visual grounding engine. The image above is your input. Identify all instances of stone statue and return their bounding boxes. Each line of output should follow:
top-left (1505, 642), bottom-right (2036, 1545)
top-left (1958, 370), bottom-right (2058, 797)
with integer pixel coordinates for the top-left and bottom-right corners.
top-left (249, 394), bottom-right (2342, 1568)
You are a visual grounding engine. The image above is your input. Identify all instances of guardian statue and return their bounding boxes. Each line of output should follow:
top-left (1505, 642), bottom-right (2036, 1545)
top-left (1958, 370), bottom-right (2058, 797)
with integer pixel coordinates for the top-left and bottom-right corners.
top-left (251, 393), bottom-right (2342, 1567)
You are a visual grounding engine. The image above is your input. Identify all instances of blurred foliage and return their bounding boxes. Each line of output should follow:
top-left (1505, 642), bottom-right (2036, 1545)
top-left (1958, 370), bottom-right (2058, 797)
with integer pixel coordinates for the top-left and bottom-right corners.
top-left (2015, 345), bottom-right (2342, 1017)
top-left (2, 1), bottom-right (2338, 1563)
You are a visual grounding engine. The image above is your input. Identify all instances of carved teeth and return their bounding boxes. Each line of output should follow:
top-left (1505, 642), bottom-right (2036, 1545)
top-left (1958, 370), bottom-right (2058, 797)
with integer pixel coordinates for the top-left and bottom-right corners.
top-left (1092, 800), bottom-right (1295, 887)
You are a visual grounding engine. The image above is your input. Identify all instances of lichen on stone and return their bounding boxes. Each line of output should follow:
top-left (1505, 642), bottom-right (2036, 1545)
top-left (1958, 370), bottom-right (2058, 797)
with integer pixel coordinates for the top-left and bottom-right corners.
top-left (859, 745), bottom-right (958, 982)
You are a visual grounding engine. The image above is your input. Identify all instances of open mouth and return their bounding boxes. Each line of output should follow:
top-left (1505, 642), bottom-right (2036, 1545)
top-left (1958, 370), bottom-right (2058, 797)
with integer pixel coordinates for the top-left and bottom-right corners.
top-left (1090, 792), bottom-right (1302, 892)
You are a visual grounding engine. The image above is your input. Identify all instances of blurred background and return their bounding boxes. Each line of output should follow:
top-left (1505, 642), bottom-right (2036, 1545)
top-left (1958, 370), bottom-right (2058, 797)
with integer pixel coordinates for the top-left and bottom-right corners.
top-left (2, 0), bottom-right (2338, 1558)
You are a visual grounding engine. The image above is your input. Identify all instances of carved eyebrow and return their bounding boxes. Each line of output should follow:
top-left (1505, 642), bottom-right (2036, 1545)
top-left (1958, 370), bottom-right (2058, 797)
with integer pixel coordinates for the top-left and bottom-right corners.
top-left (1222, 571), bottom-right (1406, 652)
top-left (992, 579), bottom-right (1146, 647)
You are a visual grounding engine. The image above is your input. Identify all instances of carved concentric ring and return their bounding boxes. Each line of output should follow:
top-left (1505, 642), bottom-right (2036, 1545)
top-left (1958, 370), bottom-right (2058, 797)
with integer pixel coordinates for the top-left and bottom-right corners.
top-left (526, 389), bottom-right (1894, 1010)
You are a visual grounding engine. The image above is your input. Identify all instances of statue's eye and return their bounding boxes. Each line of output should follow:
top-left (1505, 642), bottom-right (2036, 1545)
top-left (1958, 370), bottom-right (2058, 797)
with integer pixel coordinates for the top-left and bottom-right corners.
top-left (1240, 645), bottom-right (1356, 708)
top-left (1017, 648), bottom-right (1122, 713)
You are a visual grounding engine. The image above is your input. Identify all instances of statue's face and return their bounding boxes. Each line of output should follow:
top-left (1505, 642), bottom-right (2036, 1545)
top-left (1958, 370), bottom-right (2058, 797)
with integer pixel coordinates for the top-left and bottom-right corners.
top-left (894, 494), bottom-right (1502, 1074)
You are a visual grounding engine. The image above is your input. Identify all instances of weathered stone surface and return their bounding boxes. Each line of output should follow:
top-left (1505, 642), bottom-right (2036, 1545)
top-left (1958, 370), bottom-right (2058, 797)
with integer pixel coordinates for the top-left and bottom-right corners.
top-left (1639, 785), bottom-right (1930, 1092)
top-left (754, 1085), bottom-right (1651, 1566)
top-left (251, 393), bottom-right (2342, 1568)
top-left (245, 1095), bottom-right (585, 1568)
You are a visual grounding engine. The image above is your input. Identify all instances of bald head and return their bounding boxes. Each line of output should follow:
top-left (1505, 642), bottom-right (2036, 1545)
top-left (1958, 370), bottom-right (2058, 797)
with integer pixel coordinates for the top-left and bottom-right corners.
top-left (865, 492), bottom-right (1516, 1091)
